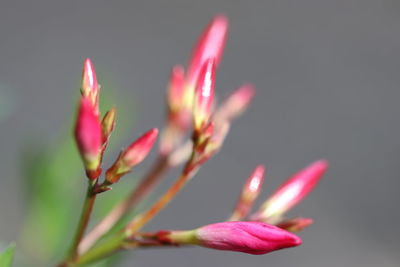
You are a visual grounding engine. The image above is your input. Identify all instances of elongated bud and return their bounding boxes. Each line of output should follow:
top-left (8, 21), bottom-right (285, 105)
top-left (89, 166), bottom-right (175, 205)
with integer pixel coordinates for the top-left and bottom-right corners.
top-left (123, 129), bottom-right (158, 166)
top-left (106, 129), bottom-right (158, 183)
top-left (156, 221), bottom-right (301, 255)
top-left (101, 107), bottom-right (116, 144)
top-left (74, 97), bottom-right (102, 179)
top-left (255, 160), bottom-right (328, 221)
top-left (167, 65), bottom-right (186, 112)
top-left (187, 15), bottom-right (228, 87)
top-left (214, 84), bottom-right (255, 124)
top-left (276, 217), bottom-right (314, 233)
top-left (242, 165), bottom-right (265, 196)
top-left (180, 15), bottom-right (228, 117)
top-left (160, 66), bottom-right (191, 155)
top-left (193, 59), bottom-right (216, 131)
top-left (230, 165), bottom-right (265, 221)
top-left (81, 58), bottom-right (100, 112)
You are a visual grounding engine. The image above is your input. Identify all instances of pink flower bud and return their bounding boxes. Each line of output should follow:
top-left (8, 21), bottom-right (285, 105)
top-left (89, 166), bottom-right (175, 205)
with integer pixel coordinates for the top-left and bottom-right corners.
top-left (276, 217), bottom-right (314, 233)
top-left (160, 66), bottom-right (192, 155)
top-left (214, 84), bottom-right (255, 123)
top-left (230, 165), bottom-right (265, 221)
top-left (74, 97), bottom-right (102, 179)
top-left (106, 129), bottom-right (158, 183)
top-left (152, 221), bottom-right (301, 255)
top-left (167, 65), bottom-right (185, 112)
top-left (193, 59), bottom-right (216, 131)
top-left (81, 58), bottom-right (100, 112)
top-left (123, 128), bottom-right (158, 165)
top-left (256, 160), bottom-right (328, 220)
top-left (196, 221), bottom-right (301, 255)
top-left (244, 165), bottom-right (265, 195)
top-left (187, 15), bottom-right (228, 87)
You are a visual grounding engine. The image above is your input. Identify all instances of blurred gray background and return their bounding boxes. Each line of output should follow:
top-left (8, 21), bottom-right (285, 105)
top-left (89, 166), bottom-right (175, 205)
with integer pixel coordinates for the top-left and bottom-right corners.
top-left (1, 0), bottom-right (400, 266)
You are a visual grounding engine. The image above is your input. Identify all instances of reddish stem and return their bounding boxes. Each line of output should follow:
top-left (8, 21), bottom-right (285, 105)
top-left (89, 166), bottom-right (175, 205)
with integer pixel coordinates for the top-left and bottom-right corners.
top-left (125, 159), bottom-right (197, 235)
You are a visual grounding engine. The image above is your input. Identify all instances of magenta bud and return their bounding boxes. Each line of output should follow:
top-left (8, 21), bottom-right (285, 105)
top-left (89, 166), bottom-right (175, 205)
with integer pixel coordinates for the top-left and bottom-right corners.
top-left (187, 15), bottom-right (228, 87)
top-left (193, 59), bottom-right (216, 131)
top-left (230, 165), bottom-right (265, 221)
top-left (160, 66), bottom-right (192, 155)
top-left (167, 65), bottom-right (186, 112)
top-left (106, 129), bottom-right (159, 183)
top-left (244, 165), bottom-right (265, 195)
top-left (74, 97), bottom-right (103, 179)
top-left (123, 128), bottom-right (159, 166)
top-left (195, 221), bottom-right (301, 255)
top-left (153, 221), bottom-right (301, 255)
top-left (256, 160), bottom-right (328, 220)
top-left (81, 58), bottom-right (100, 113)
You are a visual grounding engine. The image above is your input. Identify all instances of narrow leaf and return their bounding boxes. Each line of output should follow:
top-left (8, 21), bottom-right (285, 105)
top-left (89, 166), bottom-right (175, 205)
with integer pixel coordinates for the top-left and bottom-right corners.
top-left (0, 243), bottom-right (16, 267)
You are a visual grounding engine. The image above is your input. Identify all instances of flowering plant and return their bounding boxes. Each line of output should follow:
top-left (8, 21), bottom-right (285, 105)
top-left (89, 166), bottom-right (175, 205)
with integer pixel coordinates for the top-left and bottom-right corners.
top-left (0, 15), bottom-right (328, 267)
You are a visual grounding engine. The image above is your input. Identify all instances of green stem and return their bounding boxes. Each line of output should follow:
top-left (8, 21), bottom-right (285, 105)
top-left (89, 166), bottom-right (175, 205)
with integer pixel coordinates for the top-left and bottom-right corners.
top-left (68, 179), bottom-right (98, 260)
top-left (74, 233), bottom-right (125, 267)
top-left (78, 155), bottom-right (170, 254)
top-left (68, 152), bottom-right (201, 266)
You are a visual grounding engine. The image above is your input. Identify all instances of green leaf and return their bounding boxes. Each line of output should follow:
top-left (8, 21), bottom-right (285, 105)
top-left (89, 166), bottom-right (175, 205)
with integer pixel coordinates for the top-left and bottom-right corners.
top-left (89, 253), bottom-right (124, 267)
top-left (0, 243), bottom-right (16, 267)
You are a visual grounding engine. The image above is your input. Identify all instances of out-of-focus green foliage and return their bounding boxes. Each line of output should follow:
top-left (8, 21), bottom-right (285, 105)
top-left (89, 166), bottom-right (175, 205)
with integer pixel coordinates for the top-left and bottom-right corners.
top-left (0, 243), bottom-right (16, 267)
top-left (18, 87), bottom-right (142, 267)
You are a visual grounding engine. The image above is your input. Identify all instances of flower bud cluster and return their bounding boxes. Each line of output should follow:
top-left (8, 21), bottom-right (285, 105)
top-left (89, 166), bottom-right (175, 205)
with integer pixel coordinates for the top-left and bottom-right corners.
top-left (160, 16), bottom-right (228, 156)
top-left (142, 160), bottom-right (327, 254)
top-left (69, 15), bottom-right (329, 263)
top-left (74, 59), bottom-right (158, 184)
top-left (128, 16), bottom-right (328, 256)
